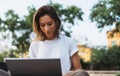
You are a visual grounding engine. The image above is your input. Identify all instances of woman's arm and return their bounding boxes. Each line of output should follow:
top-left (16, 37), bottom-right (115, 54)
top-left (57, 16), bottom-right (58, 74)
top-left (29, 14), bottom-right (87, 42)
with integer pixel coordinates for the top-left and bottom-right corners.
top-left (71, 52), bottom-right (82, 70)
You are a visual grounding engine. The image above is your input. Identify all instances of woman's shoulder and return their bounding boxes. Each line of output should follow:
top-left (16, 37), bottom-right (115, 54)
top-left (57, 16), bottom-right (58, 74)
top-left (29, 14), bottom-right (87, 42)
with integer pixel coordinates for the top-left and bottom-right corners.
top-left (59, 34), bottom-right (73, 42)
top-left (30, 40), bottom-right (42, 46)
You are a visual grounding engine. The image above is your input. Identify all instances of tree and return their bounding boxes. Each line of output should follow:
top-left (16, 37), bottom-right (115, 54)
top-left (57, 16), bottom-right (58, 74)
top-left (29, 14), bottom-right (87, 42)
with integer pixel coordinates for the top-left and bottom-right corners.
top-left (0, 3), bottom-right (83, 57)
top-left (90, 0), bottom-right (120, 29)
top-left (91, 46), bottom-right (120, 70)
top-left (48, 3), bottom-right (84, 37)
top-left (0, 6), bottom-right (36, 57)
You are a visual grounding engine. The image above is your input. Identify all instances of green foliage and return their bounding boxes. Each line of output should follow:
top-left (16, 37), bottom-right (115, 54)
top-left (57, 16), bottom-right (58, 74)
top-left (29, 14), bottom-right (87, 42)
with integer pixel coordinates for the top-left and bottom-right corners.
top-left (0, 49), bottom-right (19, 62)
top-left (91, 46), bottom-right (120, 70)
top-left (0, 53), bottom-right (4, 62)
top-left (90, 0), bottom-right (120, 28)
top-left (80, 59), bottom-right (90, 70)
top-left (7, 49), bottom-right (18, 58)
top-left (48, 3), bottom-right (84, 37)
top-left (0, 6), bottom-right (36, 55)
top-left (0, 3), bottom-right (83, 56)
top-left (108, 46), bottom-right (120, 67)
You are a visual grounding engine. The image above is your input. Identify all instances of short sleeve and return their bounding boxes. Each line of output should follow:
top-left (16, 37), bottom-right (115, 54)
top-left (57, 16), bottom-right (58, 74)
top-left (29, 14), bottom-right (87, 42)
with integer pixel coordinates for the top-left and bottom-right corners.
top-left (69, 38), bottom-right (79, 56)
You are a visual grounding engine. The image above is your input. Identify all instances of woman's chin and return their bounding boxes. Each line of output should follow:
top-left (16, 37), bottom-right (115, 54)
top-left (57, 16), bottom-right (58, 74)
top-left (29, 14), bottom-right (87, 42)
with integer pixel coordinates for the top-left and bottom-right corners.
top-left (46, 36), bottom-right (54, 40)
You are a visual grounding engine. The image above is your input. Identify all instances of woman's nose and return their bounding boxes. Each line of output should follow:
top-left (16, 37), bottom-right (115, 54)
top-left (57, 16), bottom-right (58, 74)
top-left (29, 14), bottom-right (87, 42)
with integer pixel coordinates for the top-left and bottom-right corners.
top-left (44, 25), bottom-right (49, 31)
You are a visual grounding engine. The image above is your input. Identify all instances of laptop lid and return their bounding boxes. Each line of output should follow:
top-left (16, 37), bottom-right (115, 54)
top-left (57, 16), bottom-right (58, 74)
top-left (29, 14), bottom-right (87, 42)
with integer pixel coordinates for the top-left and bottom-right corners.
top-left (5, 58), bottom-right (62, 76)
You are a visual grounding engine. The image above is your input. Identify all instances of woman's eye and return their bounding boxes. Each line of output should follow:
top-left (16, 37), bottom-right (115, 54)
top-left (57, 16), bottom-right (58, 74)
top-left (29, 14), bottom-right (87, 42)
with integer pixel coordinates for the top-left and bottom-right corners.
top-left (40, 24), bottom-right (45, 27)
top-left (48, 22), bottom-right (52, 26)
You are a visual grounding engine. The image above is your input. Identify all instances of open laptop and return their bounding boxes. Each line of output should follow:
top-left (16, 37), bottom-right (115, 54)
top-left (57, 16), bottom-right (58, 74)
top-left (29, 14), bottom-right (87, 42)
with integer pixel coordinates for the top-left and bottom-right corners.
top-left (5, 58), bottom-right (62, 76)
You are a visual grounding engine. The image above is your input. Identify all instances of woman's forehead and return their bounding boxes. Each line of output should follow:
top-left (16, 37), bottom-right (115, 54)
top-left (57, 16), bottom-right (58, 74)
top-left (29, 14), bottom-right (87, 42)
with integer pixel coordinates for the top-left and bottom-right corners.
top-left (39, 15), bottom-right (54, 23)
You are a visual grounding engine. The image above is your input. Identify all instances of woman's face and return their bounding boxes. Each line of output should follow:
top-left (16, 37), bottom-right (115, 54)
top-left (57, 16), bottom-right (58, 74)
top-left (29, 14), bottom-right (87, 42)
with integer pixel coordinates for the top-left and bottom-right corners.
top-left (39, 15), bottom-right (56, 40)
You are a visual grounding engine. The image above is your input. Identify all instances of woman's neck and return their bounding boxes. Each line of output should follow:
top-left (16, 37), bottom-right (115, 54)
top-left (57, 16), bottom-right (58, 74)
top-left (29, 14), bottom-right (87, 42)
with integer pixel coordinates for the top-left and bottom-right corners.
top-left (46, 36), bottom-right (56, 40)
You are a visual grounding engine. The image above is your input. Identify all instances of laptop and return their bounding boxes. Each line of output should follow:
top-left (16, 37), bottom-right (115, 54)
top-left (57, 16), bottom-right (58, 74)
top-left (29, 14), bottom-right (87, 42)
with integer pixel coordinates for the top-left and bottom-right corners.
top-left (5, 58), bottom-right (62, 76)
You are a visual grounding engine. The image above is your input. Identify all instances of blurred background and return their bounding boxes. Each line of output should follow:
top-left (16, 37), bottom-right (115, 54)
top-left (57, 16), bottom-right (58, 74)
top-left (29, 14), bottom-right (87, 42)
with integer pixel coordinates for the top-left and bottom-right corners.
top-left (0, 0), bottom-right (120, 73)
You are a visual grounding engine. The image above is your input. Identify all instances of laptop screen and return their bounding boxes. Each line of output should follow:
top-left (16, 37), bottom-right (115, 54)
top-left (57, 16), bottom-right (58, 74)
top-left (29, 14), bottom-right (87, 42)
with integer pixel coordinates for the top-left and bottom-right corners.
top-left (5, 58), bottom-right (62, 76)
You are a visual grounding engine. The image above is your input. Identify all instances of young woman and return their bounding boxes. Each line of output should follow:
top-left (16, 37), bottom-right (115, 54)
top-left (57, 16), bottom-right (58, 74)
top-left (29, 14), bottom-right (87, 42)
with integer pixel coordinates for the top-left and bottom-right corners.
top-left (28, 5), bottom-right (89, 76)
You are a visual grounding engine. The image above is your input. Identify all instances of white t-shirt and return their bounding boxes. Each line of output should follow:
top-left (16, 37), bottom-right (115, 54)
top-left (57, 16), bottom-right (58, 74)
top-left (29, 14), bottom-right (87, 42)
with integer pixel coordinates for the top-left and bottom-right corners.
top-left (28, 35), bottom-right (78, 75)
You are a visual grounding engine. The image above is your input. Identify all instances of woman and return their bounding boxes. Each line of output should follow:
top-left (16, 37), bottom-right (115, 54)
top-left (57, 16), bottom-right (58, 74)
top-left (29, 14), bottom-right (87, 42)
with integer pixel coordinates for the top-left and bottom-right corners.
top-left (28, 5), bottom-right (89, 76)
